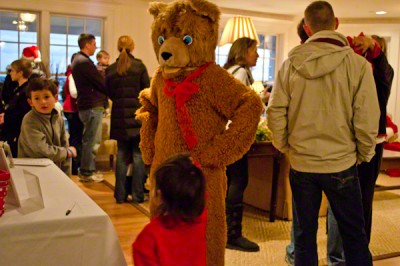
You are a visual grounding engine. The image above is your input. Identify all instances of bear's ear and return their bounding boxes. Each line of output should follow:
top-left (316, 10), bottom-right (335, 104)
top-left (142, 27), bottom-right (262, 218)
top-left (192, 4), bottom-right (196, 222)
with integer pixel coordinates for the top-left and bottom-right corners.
top-left (188, 0), bottom-right (220, 22)
top-left (149, 2), bottom-right (167, 18)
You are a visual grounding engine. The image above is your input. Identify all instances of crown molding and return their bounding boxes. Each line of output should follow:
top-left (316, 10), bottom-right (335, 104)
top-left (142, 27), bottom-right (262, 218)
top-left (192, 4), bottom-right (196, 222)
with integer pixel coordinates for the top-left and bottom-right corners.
top-left (340, 17), bottom-right (400, 24)
top-left (220, 7), bottom-right (294, 22)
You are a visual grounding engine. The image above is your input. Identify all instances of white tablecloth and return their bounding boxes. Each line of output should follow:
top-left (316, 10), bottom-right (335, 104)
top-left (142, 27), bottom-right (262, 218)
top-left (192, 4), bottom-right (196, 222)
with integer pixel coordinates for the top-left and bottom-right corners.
top-left (0, 164), bottom-right (127, 266)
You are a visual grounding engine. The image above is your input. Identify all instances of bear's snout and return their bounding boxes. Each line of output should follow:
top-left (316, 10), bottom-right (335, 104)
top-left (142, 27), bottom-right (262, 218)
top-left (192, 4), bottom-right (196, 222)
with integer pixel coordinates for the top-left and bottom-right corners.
top-left (161, 52), bottom-right (173, 61)
top-left (158, 37), bottom-right (190, 68)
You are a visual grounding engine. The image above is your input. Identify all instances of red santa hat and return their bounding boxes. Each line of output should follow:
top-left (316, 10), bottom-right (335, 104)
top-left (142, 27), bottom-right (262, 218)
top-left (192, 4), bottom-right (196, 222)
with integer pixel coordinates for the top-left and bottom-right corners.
top-left (22, 46), bottom-right (42, 63)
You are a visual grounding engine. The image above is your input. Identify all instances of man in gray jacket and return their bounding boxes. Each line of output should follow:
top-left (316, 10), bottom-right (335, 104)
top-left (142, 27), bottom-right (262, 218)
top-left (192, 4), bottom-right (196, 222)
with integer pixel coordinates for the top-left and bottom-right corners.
top-left (267, 1), bottom-right (379, 265)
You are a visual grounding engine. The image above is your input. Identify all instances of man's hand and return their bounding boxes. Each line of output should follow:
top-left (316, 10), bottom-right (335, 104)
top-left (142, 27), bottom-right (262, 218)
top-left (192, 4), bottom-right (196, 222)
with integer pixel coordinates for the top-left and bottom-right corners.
top-left (67, 146), bottom-right (77, 158)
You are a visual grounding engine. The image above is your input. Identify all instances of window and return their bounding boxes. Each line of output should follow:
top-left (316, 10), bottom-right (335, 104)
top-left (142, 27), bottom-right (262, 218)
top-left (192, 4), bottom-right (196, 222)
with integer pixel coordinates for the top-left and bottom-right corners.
top-left (0, 10), bottom-right (38, 73)
top-left (215, 33), bottom-right (277, 84)
top-left (50, 15), bottom-right (103, 75)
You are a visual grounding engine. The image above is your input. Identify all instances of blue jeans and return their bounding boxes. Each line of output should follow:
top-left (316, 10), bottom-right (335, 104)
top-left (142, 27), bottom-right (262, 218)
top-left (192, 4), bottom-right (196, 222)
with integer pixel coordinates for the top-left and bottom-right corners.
top-left (78, 108), bottom-right (103, 176)
top-left (288, 204), bottom-right (346, 266)
top-left (114, 138), bottom-right (146, 203)
top-left (285, 199), bottom-right (297, 265)
top-left (327, 205), bottom-right (346, 266)
top-left (290, 165), bottom-right (372, 266)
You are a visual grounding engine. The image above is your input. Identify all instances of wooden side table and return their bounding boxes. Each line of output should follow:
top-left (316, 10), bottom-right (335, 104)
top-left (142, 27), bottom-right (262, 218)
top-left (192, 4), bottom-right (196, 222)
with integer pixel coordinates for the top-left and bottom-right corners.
top-left (247, 141), bottom-right (282, 222)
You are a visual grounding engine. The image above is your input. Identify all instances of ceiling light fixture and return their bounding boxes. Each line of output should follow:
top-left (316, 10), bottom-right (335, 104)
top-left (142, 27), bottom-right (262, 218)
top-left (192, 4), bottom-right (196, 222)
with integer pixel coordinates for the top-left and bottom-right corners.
top-left (20, 13), bottom-right (36, 23)
top-left (376, 11), bottom-right (387, 15)
top-left (18, 23), bottom-right (27, 31)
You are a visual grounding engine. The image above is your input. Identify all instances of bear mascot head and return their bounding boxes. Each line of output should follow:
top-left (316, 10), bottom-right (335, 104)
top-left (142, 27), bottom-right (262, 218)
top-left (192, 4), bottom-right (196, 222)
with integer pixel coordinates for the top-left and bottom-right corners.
top-left (149, 0), bottom-right (220, 80)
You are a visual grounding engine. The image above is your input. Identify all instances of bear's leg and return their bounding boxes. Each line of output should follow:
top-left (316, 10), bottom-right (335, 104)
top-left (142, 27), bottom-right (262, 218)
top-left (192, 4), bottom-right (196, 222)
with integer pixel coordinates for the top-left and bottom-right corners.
top-left (204, 168), bottom-right (227, 266)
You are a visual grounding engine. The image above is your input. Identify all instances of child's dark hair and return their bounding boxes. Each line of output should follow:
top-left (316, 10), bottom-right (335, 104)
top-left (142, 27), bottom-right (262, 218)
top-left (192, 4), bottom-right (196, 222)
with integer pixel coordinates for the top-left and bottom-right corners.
top-left (297, 18), bottom-right (309, 44)
top-left (26, 78), bottom-right (58, 99)
top-left (155, 153), bottom-right (206, 223)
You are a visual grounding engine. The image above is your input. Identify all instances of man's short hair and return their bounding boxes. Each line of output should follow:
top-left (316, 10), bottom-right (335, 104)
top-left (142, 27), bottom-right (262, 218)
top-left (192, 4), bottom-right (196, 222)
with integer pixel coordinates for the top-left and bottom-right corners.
top-left (78, 33), bottom-right (95, 49)
top-left (304, 1), bottom-right (336, 33)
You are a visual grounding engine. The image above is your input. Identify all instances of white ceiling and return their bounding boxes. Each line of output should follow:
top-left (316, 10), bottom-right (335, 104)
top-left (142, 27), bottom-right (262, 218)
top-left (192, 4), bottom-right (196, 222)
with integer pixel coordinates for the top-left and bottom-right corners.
top-left (212, 0), bottom-right (400, 19)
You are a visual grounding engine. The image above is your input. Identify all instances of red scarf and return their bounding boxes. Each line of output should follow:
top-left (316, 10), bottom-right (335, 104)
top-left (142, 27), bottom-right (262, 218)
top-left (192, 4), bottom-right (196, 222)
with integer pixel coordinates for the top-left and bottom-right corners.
top-left (163, 62), bottom-right (213, 149)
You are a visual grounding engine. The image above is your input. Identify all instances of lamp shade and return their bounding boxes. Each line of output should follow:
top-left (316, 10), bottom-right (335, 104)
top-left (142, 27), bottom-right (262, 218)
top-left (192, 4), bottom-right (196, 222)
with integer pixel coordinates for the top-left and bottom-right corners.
top-left (219, 16), bottom-right (260, 46)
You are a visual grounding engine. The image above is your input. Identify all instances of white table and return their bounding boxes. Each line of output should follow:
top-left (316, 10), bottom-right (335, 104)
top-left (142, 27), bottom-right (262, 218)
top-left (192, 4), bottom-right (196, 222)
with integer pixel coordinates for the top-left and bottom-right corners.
top-left (0, 163), bottom-right (127, 266)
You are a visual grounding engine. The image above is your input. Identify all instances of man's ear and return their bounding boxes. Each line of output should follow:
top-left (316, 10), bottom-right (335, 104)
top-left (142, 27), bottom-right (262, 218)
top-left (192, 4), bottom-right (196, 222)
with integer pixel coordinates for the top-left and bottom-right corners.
top-left (27, 98), bottom-right (33, 107)
top-left (303, 24), bottom-right (312, 37)
top-left (335, 17), bottom-right (339, 30)
top-left (55, 94), bottom-right (59, 102)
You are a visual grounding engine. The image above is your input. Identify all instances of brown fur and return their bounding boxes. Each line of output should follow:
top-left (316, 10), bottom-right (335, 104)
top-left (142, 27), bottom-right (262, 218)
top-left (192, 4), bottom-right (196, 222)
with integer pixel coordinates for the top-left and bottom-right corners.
top-left (137, 1), bottom-right (263, 265)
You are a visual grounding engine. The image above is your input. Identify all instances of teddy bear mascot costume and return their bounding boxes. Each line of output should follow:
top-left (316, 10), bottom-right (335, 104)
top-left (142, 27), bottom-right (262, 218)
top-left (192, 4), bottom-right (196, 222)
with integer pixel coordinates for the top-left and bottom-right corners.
top-left (136, 0), bottom-right (263, 265)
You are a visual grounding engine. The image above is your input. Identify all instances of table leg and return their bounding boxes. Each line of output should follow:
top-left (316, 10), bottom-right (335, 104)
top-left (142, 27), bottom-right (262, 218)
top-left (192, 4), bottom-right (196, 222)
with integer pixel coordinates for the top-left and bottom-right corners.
top-left (269, 153), bottom-right (281, 222)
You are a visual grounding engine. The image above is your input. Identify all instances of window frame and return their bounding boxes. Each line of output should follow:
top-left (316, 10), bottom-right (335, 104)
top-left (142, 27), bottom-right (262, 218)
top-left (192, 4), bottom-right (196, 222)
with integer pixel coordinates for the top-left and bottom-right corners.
top-left (49, 13), bottom-right (104, 76)
top-left (0, 9), bottom-right (40, 73)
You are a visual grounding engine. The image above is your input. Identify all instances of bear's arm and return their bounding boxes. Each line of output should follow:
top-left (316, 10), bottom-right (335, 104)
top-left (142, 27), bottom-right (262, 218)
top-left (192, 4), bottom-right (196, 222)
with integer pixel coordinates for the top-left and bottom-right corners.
top-left (197, 66), bottom-right (264, 167)
top-left (136, 84), bottom-right (159, 166)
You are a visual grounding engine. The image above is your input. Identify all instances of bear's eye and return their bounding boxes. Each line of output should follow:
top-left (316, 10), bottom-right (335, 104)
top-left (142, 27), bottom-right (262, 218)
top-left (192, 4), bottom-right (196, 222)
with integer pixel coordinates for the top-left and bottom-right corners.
top-left (182, 35), bottom-right (193, 45)
top-left (158, 36), bottom-right (165, 45)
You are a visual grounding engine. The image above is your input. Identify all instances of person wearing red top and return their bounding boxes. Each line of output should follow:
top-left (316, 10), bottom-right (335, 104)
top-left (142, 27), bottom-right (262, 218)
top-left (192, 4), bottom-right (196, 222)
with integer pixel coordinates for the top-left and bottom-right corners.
top-left (133, 154), bottom-right (206, 266)
top-left (63, 53), bottom-right (83, 175)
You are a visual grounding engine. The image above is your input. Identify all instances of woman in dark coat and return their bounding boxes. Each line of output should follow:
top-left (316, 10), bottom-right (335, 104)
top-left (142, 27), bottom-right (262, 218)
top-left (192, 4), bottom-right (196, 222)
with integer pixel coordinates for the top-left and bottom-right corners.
top-left (2, 59), bottom-right (32, 157)
top-left (105, 35), bottom-right (150, 203)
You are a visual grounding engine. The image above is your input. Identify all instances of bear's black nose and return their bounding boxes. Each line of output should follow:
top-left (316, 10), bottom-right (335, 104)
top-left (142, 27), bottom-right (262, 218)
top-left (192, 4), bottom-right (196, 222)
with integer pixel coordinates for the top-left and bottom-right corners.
top-left (161, 52), bottom-right (172, 61)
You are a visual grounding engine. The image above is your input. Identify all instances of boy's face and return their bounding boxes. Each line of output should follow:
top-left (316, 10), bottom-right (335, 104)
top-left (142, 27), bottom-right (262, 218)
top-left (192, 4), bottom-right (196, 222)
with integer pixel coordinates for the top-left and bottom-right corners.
top-left (10, 67), bottom-right (23, 82)
top-left (98, 55), bottom-right (110, 66)
top-left (28, 89), bottom-right (57, 114)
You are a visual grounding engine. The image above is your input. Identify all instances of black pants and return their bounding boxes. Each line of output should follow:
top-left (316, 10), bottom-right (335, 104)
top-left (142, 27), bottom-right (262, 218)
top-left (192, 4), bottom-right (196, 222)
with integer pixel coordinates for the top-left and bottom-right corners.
top-left (226, 153), bottom-right (248, 205)
top-left (64, 112), bottom-right (83, 175)
top-left (358, 142), bottom-right (384, 242)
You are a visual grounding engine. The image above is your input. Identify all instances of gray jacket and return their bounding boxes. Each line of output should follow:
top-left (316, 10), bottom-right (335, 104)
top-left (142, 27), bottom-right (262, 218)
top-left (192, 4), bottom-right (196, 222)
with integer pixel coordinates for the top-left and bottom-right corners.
top-left (267, 30), bottom-right (380, 173)
top-left (18, 108), bottom-right (70, 174)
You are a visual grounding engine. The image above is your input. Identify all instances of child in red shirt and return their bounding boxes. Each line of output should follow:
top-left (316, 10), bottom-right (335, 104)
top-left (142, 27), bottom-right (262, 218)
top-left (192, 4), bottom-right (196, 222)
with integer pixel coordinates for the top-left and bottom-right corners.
top-left (132, 154), bottom-right (207, 266)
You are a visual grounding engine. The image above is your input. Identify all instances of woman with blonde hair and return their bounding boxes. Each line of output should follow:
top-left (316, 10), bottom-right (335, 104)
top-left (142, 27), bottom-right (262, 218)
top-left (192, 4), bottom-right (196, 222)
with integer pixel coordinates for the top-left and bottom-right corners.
top-left (105, 35), bottom-right (150, 203)
top-left (223, 37), bottom-right (258, 86)
top-left (223, 37), bottom-right (260, 252)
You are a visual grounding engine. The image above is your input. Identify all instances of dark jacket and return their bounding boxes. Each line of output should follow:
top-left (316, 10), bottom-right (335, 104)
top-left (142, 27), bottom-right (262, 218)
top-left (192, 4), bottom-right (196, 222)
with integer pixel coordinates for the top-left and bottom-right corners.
top-left (105, 55), bottom-right (150, 141)
top-left (1, 74), bottom-right (17, 113)
top-left (2, 81), bottom-right (31, 156)
top-left (372, 51), bottom-right (394, 136)
top-left (71, 52), bottom-right (107, 110)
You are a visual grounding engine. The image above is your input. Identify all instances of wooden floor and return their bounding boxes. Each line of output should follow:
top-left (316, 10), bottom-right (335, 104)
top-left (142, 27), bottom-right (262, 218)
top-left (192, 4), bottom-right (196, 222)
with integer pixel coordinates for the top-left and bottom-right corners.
top-left (72, 174), bottom-right (400, 266)
top-left (71, 175), bottom-right (148, 266)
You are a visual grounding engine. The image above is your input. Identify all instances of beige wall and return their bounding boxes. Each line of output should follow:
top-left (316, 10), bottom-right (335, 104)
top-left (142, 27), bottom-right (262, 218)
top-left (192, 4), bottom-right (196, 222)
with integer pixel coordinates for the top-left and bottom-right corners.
top-left (3, 1), bottom-right (400, 125)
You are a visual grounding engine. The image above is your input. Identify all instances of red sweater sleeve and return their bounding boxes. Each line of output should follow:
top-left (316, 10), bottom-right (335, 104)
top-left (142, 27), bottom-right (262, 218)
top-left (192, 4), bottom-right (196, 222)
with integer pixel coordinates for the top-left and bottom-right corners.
top-left (132, 225), bottom-right (160, 266)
